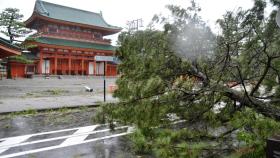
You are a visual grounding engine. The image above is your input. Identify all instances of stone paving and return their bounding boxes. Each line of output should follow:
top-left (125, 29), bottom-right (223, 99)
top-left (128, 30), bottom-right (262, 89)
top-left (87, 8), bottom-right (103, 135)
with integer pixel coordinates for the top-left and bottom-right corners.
top-left (0, 77), bottom-right (117, 113)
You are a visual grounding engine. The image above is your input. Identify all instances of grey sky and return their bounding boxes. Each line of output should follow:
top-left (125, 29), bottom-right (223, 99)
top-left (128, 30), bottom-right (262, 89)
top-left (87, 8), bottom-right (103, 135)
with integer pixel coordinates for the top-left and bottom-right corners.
top-left (0, 0), bottom-right (255, 44)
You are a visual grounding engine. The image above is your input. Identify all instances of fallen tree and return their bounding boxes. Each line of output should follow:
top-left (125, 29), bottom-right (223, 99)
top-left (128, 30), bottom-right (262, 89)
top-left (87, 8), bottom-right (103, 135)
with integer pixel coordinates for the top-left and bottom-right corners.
top-left (96, 0), bottom-right (280, 157)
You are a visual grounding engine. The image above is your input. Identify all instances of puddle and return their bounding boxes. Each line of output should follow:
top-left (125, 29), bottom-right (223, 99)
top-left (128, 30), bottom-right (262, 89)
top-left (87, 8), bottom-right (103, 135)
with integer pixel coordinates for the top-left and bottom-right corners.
top-left (0, 107), bottom-right (141, 158)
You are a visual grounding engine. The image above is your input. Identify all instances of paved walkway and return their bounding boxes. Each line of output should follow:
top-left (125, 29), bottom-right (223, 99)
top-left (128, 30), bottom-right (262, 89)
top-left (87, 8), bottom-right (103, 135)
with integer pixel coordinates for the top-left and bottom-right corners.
top-left (0, 94), bottom-right (116, 113)
top-left (0, 77), bottom-right (118, 113)
top-left (0, 77), bottom-right (117, 99)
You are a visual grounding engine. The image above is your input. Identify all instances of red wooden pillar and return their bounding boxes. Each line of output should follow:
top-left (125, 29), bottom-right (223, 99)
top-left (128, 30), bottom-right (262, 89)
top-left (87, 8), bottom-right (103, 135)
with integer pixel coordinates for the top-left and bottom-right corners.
top-left (54, 53), bottom-right (57, 75)
top-left (94, 60), bottom-right (96, 75)
top-left (68, 57), bottom-right (71, 75)
top-left (81, 59), bottom-right (84, 75)
top-left (84, 60), bottom-right (88, 75)
top-left (24, 65), bottom-right (27, 78)
top-left (38, 51), bottom-right (43, 74)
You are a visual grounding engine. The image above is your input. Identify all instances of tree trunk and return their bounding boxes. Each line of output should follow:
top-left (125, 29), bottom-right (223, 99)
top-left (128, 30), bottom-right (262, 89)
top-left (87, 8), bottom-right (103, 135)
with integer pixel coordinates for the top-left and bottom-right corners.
top-left (217, 85), bottom-right (280, 120)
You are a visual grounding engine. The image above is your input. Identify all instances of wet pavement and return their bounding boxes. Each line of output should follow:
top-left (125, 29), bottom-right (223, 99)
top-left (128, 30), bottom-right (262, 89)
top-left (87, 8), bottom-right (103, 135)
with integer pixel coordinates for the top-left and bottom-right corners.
top-left (0, 77), bottom-right (117, 113)
top-left (0, 108), bottom-right (137, 158)
top-left (0, 125), bottom-right (133, 158)
top-left (0, 108), bottom-right (95, 138)
top-left (0, 77), bottom-right (117, 99)
top-left (0, 94), bottom-right (116, 113)
top-left (16, 136), bottom-right (134, 158)
top-left (0, 78), bottom-right (143, 158)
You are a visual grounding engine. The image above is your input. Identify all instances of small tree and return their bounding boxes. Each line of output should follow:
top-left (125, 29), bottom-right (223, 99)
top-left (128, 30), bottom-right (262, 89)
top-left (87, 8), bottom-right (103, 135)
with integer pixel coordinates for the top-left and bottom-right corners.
top-left (0, 8), bottom-right (31, 43)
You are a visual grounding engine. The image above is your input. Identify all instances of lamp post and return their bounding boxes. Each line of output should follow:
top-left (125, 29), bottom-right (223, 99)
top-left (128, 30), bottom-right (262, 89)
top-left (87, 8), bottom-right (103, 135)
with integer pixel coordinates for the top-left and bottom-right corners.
top-left (95, 56), bottom-right (115, 102)
top-left (103, 61), bottom-right (106, 102)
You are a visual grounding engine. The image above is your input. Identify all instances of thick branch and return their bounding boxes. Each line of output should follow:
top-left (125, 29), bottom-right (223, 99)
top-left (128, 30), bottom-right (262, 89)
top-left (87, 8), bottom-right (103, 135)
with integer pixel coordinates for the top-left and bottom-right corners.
top-left (217, 85), bottom-right (280, 120)
top-left (250, 56), bottom-right (271, 96)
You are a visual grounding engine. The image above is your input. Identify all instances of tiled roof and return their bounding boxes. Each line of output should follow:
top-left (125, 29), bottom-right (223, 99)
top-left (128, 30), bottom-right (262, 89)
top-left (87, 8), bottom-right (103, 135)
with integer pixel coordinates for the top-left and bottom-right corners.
top-left (33, 0), bottom-right (121, 31)
top-left (0, 37), bottom-right (21, 51)
top-left (34, 37), bottom-right (116, 51)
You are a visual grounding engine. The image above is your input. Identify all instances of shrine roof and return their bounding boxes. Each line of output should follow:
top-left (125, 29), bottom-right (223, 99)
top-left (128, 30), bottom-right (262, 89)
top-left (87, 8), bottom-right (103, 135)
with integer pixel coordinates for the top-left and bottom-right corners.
top-left (0, 37), bottom-right (21, 58)
top-left (0, 37), bottom-right (21, 51)
top-left (27, 0), bottom-right (121, 32)
top-left (33, 37), bottom-right (116, 51)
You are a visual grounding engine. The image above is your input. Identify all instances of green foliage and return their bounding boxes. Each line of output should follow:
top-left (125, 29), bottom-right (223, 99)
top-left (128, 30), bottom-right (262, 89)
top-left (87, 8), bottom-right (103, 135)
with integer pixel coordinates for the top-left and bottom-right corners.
top-left (130, 129), bottom-right (152, 154)
top-left (0, 8), bottom-right (31, 43)
top-left (22, 37), bottom-right (38, 49)
top-left (96, 1), bottom-right (280, 157)
top-left (9, 55), bottom-right (33, 64)
top-left (8, 109), bottom-right (37, 118)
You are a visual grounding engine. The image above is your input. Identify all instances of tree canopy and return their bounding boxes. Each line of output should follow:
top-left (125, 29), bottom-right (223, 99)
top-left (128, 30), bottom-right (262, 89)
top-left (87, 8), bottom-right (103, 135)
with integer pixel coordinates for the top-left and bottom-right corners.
top-left (97, 0), bottom-right (280, 157)
top-left (0, 8), bottom-right (31, 43)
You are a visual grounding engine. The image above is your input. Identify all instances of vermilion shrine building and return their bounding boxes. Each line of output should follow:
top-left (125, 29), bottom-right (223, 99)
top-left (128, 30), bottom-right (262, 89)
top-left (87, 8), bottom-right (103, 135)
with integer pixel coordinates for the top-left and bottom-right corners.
top-left (0, 37), bottom-right (22, 78)
top-left (20, 0), bottom-right (121, 77)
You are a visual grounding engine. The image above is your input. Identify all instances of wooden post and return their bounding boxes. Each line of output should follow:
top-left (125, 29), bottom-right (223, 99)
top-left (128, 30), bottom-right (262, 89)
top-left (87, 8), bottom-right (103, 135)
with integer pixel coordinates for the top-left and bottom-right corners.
top-left (24, 65), bottom-right (27, 78)
top-left (38, 51), bottom-right (43, 74)
top-left (54, 54), bottom-right (57, 75)
top-left (105, 61), bottom-right (107, 76)
top-left (81, 59), bottom-right (84, 75)
top-left (94, 60), bottom-right (96, 75)
top-left (68, 57), bottom-right (71, 75)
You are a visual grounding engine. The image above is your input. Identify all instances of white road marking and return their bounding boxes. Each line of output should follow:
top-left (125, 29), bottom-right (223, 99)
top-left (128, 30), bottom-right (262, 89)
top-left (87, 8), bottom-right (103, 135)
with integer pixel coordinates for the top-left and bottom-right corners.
top-left (0, 131), bottom-right (132, 158)
top-left (0, 118), bottom-right (184, 158)
top-left (0, 136), bottom-right (31, 154)
top-left (0, 126), bottom-right (129, 152)
top-left (0, 124), bottom-right (133, 158)
top-left (0, 125), bottom-right (99, 142)
top-left (59, 125), bottom-right (98, 146)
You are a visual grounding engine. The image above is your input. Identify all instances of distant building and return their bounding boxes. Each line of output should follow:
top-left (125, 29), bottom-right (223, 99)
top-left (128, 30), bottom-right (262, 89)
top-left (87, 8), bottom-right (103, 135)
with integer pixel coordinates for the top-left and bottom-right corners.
top-left (0, 37), bottom-right (22, 79)
top-left (0, 37), bottom-right (21, 59)
top-left (20, 0), bottom-right (121, 77)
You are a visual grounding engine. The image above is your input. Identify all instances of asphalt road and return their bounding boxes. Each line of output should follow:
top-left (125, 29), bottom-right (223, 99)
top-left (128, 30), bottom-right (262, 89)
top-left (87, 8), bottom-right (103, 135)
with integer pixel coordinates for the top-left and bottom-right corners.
top-left (0, 77), bottom-right (141, 158)
top-left (0, 124), bottom-right (134, 158)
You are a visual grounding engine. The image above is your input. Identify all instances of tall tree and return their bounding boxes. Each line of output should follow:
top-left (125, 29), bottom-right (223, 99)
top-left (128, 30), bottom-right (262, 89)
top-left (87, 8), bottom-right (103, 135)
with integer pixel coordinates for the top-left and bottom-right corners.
top-left (97, 0), bottom-right (280, 157)
top-left (0, 8), bottom-right (31, 43)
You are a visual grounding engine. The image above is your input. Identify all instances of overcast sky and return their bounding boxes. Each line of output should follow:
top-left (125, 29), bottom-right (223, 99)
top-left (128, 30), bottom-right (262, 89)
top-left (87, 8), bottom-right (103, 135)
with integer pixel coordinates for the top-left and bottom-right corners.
top-left (0, 0), bottom-right (255, 44)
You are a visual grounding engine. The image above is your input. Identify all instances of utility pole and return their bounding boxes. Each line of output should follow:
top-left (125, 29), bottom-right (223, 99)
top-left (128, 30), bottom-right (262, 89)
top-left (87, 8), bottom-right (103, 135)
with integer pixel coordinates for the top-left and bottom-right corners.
top-left (126, 19), bottom-right (143, 32)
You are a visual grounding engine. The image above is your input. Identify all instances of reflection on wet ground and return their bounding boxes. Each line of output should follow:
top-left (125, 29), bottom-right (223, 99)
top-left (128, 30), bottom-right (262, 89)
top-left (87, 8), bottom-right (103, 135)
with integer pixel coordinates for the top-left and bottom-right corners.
top-left (0, 108), bottom-right (94, 138)
top-left (14, 137), bottom-right (134, 158)
top-left (0, 107), bottom-right (138, 158)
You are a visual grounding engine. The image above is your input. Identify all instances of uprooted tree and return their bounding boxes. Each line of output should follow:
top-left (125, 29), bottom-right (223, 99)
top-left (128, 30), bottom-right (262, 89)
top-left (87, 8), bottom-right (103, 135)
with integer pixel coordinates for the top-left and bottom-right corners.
top-left (96, 0), bottom-right (280, 157)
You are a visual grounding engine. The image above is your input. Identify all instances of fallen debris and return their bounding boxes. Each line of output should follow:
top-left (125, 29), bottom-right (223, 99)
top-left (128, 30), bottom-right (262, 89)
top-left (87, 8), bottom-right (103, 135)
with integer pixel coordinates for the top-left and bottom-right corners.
top-left (84, 86), bottom-right (93, 92)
